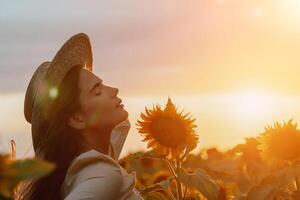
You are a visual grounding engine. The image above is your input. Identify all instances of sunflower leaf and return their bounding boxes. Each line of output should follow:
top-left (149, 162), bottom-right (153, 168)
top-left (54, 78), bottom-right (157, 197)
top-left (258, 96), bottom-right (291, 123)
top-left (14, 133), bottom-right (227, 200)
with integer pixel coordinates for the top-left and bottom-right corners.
top-left (274, 165), bottom-right (300, 186)
top-left (140, 178), bottom-right (176, 200)
top-left (246, 175), bottom-right (279, 200)
top-left (10, 159), bottom-right (55, 180)
top-left (140, 178), bottom-right (172, 195)
top-left (128, 150), bottom-right (166, 161)
top-left (176, 167), bottom-right (220, 200)
top-left (0, 157), bottom-right (55, 198)
top-left (246, 165), bottom-right (300, 200)
top-left (142, 189), bottom-right (173, 200)
top-left (157, 176), bottom-right (173, 190)
top-left (246, 184), bottom-right (277, 200)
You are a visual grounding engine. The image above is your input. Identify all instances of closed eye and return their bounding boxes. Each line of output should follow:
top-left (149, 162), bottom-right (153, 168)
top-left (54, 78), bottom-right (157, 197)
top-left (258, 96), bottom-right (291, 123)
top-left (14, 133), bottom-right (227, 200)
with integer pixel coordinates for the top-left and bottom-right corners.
top-left (95, 86), bottom-right (102, 95)
top-left (90, 80), bottom-right (103, 95)
top-left (96, 91), bottom-right (101, 95)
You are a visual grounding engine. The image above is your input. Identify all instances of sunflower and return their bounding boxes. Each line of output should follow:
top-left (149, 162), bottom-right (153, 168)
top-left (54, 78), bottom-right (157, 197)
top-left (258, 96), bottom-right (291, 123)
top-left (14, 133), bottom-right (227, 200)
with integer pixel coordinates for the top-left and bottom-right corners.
top-left (258, 119), bottom-right (300, 165)
top-left (136, 97), bottom-right (199, 160)
top-left (232, 137), bottom-right (261, 163)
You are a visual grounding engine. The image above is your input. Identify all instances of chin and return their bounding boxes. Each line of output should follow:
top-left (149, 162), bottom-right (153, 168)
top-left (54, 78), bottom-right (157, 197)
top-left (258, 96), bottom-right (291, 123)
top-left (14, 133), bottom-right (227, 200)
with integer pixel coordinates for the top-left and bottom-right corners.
top-left (110, 108), bottom-right (129, 127)
top-left (120, 109), bottom-right (129, 120)
top-left (115, 109), bottom-right (128, 123)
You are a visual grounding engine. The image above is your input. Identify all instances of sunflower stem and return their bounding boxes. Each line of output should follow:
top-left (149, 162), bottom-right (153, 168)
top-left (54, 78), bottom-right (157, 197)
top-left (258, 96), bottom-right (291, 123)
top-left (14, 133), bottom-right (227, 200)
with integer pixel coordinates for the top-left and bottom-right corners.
top-left (179, 149), bottom-right (189, 162)
top-left (175, 157), bottom-right (183, 200)
top-left (163, 159), bottom-right (177, 178)
top-left (183, 185), bottom-right (188, 199)
top-left (296, 176), bottom-right (300, 190)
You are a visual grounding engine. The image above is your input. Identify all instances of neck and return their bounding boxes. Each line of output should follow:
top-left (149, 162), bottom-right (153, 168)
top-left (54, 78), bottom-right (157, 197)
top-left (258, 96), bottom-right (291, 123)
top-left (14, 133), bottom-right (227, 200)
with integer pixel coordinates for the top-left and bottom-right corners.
top-left (80, 127), bottom-right (112, 155)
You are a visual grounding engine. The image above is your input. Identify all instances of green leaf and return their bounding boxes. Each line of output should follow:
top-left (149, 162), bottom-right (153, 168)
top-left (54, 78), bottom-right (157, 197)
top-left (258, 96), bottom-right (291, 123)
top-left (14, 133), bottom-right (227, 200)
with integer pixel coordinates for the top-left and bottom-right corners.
top-left (246, 165), bottom-right (300, 200)
top-left (140, 177), bottom-right (176, 200)
top-left (0, 158), bottom-right (55, 198)
top-left (246, 186), bottom-right (275, 200)
top-left (128, 150), bottom-right (166, 161)
top-left (10, 159), bottom-right (55, 181)
top-left (142, 190), bottom-right (170, 200)
top-left (274, 165), bottom-right (300, 186)
top-left (177, 167), bottom-right (220, 200)
top-left (157, 177), bottom-right (173, 190)
top-left (246, 175), bottom-right (278, 200)
top-left (140, 176), bottom-right (173, 194)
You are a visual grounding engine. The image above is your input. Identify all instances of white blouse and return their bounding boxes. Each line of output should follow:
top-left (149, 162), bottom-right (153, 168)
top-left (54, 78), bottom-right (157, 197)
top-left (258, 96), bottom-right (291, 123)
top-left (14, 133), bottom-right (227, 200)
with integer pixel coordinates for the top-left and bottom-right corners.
top-left (61, 119), bottom-right (143, 200)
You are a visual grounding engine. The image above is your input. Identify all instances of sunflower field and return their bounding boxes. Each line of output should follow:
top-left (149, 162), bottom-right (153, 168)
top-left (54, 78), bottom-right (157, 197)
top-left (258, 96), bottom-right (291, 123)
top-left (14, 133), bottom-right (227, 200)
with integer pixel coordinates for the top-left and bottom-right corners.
top-left (128, 98), bottom-right (300, 199)
top-left (1, 98), bottom-right (300, 199)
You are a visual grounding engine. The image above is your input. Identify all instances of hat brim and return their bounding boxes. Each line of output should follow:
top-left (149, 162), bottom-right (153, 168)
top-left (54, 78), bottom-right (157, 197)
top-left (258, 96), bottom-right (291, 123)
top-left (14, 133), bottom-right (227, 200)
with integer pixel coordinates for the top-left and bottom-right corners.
top-left (45, 33), bottom-right (93, 88)
top-left (24, 33), bottom-right (93, 123)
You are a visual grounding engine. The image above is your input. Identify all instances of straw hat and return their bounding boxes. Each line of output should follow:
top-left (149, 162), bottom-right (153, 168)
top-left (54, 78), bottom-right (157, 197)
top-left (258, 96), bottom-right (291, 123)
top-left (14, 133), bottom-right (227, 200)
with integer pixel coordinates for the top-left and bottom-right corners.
top-left (24, 33), bottom-right (93, 152)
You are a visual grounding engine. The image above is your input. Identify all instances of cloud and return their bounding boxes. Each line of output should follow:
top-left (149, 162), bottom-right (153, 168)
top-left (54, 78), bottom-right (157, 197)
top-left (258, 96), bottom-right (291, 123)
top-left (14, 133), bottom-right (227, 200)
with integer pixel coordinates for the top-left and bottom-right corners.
top-left (1, 0), bottom-right (300, 96)
top-left (0, 0), bottom-right (202, 94)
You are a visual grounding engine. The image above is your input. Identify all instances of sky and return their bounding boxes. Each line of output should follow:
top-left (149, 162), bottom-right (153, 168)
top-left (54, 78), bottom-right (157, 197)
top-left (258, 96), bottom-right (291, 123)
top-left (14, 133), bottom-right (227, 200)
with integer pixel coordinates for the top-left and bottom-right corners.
top-left (1, 0), bottom-right (300, 159)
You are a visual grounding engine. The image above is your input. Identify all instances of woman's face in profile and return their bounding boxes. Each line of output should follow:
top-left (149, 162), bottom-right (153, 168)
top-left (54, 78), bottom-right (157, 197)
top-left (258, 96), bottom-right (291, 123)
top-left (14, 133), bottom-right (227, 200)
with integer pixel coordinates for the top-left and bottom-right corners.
top-left (70, 68), bottom-right (128, 130)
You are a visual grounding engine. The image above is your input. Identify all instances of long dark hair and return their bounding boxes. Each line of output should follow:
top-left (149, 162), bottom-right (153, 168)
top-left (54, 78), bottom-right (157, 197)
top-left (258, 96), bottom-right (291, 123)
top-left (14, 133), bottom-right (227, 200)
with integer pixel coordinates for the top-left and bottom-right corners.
top-left (16, 65), bottom-right (84, 200)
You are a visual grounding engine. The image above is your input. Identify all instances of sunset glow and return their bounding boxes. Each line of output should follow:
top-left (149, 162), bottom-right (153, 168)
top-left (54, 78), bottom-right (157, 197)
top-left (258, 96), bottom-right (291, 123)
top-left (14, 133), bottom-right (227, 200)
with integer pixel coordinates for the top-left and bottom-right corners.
top-left (1, 0), bottom-right (300, 158)
top-left (3, 1), bottom-right (300, 199)
top-left (233, 90), bottom-right (273, 118)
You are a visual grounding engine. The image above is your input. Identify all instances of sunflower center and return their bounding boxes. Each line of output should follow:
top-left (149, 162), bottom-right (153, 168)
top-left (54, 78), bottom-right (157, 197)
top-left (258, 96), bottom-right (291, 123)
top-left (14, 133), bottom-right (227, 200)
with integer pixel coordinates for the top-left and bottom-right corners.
top-left (269, 131), bottom-right (300, 160)
top-left (150, 116), bottom-right (187, 148)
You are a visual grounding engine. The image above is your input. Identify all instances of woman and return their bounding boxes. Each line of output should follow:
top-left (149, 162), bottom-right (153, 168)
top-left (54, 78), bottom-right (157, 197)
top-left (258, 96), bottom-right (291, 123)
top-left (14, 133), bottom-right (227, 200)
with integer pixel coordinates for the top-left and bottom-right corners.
top-left (18, 33), bottom-right (143, 200)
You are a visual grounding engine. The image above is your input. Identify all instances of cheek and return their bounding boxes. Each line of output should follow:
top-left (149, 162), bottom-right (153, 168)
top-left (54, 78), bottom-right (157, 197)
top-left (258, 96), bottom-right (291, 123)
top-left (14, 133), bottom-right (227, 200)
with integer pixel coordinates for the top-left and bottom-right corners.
top-left (83, 96), bottom-right (115, 126)
top-left (96, 97), bottom-right (115, 113)
top-left (84, 95), bottom-right (111, 112)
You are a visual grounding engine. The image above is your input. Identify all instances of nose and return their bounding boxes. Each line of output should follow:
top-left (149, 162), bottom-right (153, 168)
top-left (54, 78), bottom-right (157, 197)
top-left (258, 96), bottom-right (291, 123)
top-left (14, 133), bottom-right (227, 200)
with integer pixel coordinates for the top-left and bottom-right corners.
top-left (112, 87), bottom-right (119, 97)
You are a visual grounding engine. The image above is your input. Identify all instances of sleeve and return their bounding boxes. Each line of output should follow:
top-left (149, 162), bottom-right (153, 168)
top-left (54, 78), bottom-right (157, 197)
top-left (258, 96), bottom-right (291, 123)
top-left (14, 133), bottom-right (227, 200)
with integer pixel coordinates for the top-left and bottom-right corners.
top-left (110, 118), bottom-right (131, 160)
top-left (64, 162), bottom-right (124, 200)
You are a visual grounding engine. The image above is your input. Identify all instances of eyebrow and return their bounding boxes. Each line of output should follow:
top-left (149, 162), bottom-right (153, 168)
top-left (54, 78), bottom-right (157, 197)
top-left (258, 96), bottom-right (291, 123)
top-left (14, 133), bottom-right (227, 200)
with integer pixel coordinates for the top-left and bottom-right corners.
top-left (90, 80), bottom-right (103, 94)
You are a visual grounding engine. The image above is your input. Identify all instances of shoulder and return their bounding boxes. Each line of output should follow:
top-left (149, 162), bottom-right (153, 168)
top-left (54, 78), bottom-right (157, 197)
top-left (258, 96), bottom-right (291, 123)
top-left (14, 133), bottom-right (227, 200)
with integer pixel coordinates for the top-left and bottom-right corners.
top-left (62, 149), bottom-right (141, 200)
top-left (63, 168), bottom-right (123, 200)
top-left (62, 150), bottom-right (124, 199)
top-left (74, 157), bottom-right (123, 186)
top-left (64, 149), bottom-right (123, 185)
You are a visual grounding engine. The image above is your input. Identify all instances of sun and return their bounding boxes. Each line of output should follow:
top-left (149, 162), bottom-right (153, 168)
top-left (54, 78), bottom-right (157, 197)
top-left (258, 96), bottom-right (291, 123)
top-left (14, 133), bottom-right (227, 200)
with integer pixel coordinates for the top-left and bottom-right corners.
top-left (232, 90), bottom-right (273, 118)
top-left (279, 0), bottom-right (300, 24)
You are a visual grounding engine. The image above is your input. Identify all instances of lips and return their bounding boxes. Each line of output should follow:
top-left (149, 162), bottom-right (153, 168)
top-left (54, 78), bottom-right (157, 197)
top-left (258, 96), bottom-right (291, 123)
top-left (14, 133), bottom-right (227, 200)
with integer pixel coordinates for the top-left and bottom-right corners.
top-left (115, 99), bottom-right (123, 108)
